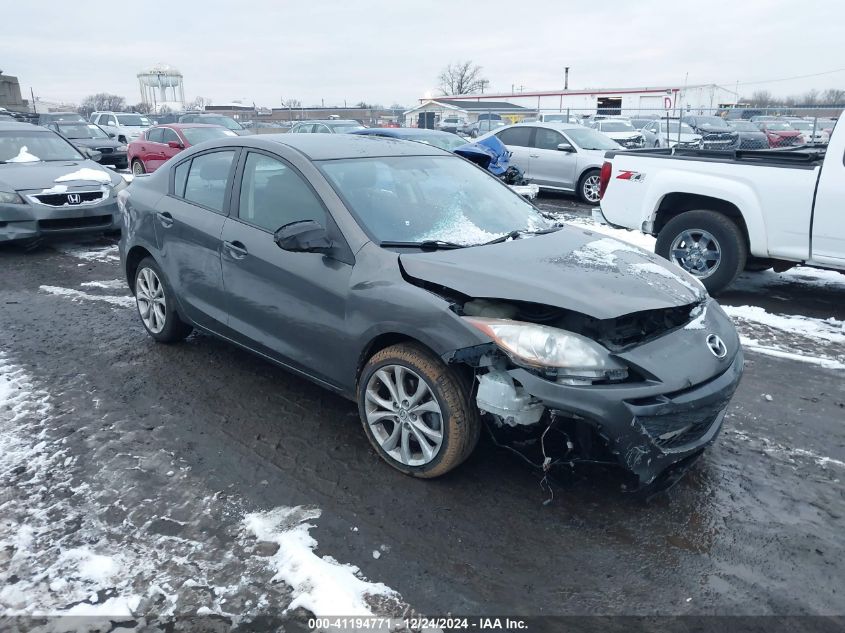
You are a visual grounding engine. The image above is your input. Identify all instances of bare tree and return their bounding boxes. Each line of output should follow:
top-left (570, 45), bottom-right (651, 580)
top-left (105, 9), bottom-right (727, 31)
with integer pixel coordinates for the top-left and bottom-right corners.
top-left (78, 93), bottom-right (126, 117)
top-left (746, 90), bottom-right (775, 106)
top-left (437, 61), bottom-right (487, 96)
top-left (820, 88), bottom-right (845, 105)
top-left (131, 102), bottom-right (152, 114)
top-left (186, 96), bottom-right (211, 110)
top-left (281, 98), bottom-right (301, 108)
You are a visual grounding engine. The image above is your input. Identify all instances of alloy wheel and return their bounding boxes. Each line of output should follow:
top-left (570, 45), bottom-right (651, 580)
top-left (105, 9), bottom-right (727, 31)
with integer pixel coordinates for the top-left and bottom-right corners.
top-left (136, 267), bottom-right (167, 334)
top-left (364, 365), bottom-right (444, 466)
top-left (582, 174), bottom-right (601, 203)
top-left (669, 229), bottom-right (722, 278)
top-left (132, 161), bottom-right (145, 175)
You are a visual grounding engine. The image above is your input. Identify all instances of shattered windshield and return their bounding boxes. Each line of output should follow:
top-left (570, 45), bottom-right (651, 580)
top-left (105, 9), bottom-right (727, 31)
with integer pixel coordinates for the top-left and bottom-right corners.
top-left (0, 131), bottom-right (84, 162)
top-left (319, 155), bottom-right (551, 246)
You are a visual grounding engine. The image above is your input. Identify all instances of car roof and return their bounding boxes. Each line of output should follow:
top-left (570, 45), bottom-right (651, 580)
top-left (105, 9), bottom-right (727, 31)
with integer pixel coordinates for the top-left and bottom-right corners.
top-left (0, 121), bottom-right (52, 132)
top-left (208, 133), bottom-right (450, 160)
top-left (515, 122), bottom-right (584, 131)
top-left (353, 128), bottom-right (457, 138)
top-left (157, 123), bottom-right (226, 129)
top-left (42, 111), bottom-right (81, 116)
top-left (294, 119), bottom-right (361, 125)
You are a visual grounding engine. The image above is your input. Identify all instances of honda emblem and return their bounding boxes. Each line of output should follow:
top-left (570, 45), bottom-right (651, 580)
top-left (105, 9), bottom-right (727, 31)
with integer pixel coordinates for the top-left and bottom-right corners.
top-left (67, 193), bottom-right (82, 205)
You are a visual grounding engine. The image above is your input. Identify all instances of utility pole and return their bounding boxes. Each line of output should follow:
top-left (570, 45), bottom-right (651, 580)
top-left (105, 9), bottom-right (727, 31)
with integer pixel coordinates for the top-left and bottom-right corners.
top-left (564, 67), bottom-right (569, 90)
top-left (30, 87), bottom-right (36, 113)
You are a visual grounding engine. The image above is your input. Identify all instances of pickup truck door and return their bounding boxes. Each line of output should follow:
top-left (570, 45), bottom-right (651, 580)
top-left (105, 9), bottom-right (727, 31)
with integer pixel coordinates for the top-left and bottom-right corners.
top-left (811, 142), bottom-right (845, 264)
top-left (493, 126), bottom-right (533, 178)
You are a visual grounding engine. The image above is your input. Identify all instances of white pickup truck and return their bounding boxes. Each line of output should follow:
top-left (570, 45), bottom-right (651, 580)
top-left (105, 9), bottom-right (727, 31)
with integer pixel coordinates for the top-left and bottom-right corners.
top-left (595, 111), bottom-right (843, 293)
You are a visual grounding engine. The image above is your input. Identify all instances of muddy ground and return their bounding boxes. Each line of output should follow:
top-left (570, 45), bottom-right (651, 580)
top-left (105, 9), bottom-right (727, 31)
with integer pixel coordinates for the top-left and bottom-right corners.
top-left (1, 194), bottom-right (843, 627)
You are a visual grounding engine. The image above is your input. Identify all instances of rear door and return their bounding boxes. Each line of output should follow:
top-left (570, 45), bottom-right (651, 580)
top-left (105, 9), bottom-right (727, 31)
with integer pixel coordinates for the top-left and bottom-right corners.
top-left (153, 148), bottom-right (239, 331)
top-left (528, 127), bottom-right (578, 189)
top-left (494, 126), bottom-right (533, 176)
top-left (219, 150), bottom-right (353, 385)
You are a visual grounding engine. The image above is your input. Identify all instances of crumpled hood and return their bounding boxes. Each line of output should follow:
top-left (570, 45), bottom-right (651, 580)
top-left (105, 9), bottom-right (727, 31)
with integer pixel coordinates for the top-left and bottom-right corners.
top-left (400, 226), bottom-right (706, 319)
top-left (0, 160), bottom-right (118, 192)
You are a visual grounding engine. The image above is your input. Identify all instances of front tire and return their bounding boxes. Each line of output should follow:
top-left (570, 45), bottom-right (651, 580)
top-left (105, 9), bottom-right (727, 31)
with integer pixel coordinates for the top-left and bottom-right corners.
top-left (133, 257), bottom-right (193, 343)
top-left (577, 169), bottom-right (601, 204)
top-left (655, 210), bottom-right (747, 294)
top-left (358, 343), bottom-right (480, 478)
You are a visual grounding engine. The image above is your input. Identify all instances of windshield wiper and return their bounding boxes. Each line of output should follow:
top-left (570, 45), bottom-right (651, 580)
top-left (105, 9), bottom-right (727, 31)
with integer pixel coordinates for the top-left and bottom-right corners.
top-left (479, 226), bottom-right (561, 247)
top-left (379, 240), bottom-right (466, 250)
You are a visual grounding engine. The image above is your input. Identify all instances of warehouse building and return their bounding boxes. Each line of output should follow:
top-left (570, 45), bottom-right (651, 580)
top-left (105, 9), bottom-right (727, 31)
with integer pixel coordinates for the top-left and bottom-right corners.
top-left (430, 84), bottom-right (740, 118)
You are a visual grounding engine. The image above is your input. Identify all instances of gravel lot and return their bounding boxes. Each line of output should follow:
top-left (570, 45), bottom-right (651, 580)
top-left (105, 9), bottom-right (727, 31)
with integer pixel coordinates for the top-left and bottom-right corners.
top-left (1, 191), bottom-right (843, 628)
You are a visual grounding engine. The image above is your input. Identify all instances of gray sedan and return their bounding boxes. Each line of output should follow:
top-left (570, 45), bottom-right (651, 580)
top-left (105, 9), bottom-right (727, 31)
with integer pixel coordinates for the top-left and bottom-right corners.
top-left (119, 134), bottom-right (742, 491)
top-left (0, 121), bottom-right (126, 243)
top-left (480, 123), bottom-right (621, 203)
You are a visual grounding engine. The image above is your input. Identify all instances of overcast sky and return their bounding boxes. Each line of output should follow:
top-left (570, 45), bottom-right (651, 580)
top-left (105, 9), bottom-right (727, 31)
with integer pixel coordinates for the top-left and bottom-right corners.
top-left (4, 0), bottom-right (844, 108)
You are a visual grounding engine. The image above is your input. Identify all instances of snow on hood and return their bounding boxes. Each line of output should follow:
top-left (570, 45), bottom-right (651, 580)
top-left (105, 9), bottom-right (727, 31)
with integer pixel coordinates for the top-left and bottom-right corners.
top-left (6, 146), bottom-right (40, 163)
top-left (55, 168), bottom-right (112, 184)
top-left (400, 226), bottom-right (705, 320)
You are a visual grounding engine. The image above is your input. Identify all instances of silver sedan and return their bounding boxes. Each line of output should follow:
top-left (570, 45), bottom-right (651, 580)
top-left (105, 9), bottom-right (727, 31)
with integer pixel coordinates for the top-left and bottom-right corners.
top-left (479, 123), bottom-right (620, 203)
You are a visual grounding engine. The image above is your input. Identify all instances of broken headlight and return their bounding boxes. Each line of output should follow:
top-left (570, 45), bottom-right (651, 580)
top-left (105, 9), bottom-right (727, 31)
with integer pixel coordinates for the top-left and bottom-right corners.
top-left (463, 316), bottom-right (628, 382)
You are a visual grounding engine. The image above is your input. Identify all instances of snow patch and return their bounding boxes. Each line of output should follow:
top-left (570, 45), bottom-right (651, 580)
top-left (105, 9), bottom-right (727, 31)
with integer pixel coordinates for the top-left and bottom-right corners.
top-left (725, 305), bottom-right (845, 344)
top-left (729, 429), bottom-right (845, 470)
top-left (55, 243), bottom-right (120, 263)
top-left (40, 285), bottom-right (135, 308)
top-left (244, 507), bottom-right (397, 616)
top-left (740, 336), bottom-right (845, 370)
top-left (7, 146), bottom-right (40, 163)
top-left (80, 279), bottom-right (127, 290)
top-left (418, 211), bottom-right (503, 246)
top-left (54, 168), bottom-right (112, 184)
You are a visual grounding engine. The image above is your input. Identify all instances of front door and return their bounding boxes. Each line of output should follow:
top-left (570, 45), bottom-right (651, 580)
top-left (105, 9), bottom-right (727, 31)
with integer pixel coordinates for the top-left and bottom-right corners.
top-left (528, 127), bottom-right (578, 189)
top-left (811, 144), bottom-right (845, 264)
top-left (220, 150), bottom-right (353, 386)
top-left (154, 149), bottom-right (238, 331)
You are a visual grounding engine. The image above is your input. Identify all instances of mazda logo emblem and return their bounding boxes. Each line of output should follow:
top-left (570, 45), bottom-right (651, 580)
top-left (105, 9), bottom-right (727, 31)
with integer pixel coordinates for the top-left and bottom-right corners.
top-left (67, 193), bottom-right (81, 205)
top-left (706, 334), bottom-right (728, 359)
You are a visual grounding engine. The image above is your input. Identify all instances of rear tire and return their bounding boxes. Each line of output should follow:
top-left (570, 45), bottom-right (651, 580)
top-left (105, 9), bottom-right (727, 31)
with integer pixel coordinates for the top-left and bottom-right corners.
top-left (357, 343), bottom-right (480, 478)
top-left (656, 210), bottom-right (747, 295)
top-left (131, 159), bottom-right (146, 175)
top-left (133, 257), bottom-right (193, 343)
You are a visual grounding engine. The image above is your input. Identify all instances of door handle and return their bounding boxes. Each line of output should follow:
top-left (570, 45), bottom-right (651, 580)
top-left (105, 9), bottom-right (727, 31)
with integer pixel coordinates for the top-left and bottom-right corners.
top-left (529, 154), bottom-right (540, 158)
top-left (156, 211), bottom-right (174, 228)
top-left (223, 240), bottom-right (248, 259)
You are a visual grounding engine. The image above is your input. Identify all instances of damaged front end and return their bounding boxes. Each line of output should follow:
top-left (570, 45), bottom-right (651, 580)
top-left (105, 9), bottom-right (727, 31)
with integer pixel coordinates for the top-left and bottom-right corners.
top-left (442, 295), bottom-right (743, 492)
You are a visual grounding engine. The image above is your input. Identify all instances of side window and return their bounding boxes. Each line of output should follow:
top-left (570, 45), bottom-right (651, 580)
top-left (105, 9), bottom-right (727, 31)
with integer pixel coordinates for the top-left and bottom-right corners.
top-left (496, 126), bottom-right (532, 147)
top-left (183, 150), bottom-right (236, 213)
top-left (173, 160), bottom-right (190, 197)
top-left (297, 124), bottom-right (314, 133)
top-left (146, 128), bottom-right (164, 143)
top-left (315, 125), bottom-right (331, 134)
top-left (161, 128), bottom-right (180, 144)
top-left (237, 152), bottom-right (326, 232)
top-left (534, 128), bottom-right (565, 151)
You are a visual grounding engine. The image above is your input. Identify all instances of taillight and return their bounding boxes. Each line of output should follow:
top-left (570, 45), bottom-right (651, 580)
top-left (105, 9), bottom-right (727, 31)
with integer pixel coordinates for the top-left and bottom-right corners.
top-left (598, 161), bottom-right (612, 200)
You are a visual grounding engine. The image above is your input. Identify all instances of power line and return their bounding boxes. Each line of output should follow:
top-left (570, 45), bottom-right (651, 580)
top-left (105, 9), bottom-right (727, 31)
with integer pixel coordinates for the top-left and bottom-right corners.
top-left (728, 67), bottom-right (845, 88)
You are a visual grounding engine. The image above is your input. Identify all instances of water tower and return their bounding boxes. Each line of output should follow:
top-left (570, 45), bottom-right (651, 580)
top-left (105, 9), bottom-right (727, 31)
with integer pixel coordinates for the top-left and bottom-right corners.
top-left (137, 64), bottom-right (185, 113)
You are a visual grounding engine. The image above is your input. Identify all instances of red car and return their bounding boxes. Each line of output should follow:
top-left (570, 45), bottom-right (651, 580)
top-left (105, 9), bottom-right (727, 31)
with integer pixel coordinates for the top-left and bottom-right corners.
top-left (755, 121), bottom-right (805, 148)
top-left (127, 124), bottom-right (236, 175)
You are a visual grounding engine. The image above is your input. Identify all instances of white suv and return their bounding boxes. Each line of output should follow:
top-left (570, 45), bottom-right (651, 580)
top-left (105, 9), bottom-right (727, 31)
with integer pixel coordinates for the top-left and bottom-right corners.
top-left (89, 111), bottom-right (152, 143)
top-left (436, 116), bottom-right (466, 133)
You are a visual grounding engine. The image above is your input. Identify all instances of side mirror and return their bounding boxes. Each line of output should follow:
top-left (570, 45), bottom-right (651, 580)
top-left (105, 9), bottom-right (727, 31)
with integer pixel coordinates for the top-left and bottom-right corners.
top-left (167, 141), bottom-right (184, 149)
top-left (557, 143), bottom-right (575, 152)
top-left (81, 147), bottom-right (103, 162)
top-left (108, 133), bottom-right (116, 138)
top-left (274, 220), bottom-right (334, 254)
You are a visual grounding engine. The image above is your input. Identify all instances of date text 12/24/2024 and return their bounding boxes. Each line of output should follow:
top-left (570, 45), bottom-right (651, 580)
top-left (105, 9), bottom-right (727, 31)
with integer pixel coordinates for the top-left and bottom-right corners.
top-left (307, 617), bottom-right (529, 630)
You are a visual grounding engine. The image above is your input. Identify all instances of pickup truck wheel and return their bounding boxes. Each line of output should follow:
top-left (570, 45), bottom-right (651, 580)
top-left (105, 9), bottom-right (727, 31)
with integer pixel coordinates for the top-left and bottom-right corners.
top-left (656, 210), bottom-right (747, 294)
top-left (358, 343), bottom-right (480, 478)
top-left (578, 169), bottom-right (601, 204)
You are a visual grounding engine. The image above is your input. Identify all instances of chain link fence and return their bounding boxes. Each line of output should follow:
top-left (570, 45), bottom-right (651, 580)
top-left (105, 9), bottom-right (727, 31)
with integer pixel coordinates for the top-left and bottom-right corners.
top-left (425, 106), bottom-right (840, 151)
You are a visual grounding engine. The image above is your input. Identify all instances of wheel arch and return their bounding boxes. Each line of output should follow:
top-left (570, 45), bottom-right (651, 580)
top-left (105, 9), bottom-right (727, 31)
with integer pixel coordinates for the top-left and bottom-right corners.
top-left (125, 245), bottom-right (154, 292)
top-left (653, 193), bottom-right (750, 249)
